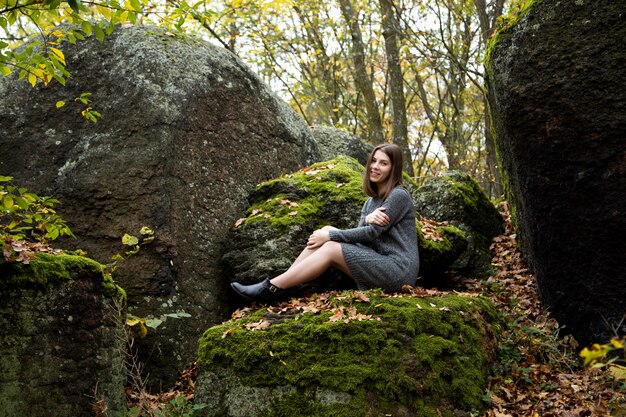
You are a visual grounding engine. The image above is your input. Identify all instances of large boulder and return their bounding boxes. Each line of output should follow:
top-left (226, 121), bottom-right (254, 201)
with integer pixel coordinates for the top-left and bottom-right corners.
top-left (0, 253), bottom-right (126, 417)
top-left (413, 171), bottom-right (503, 277)
top-left (221, 156), bottom-right (468, 293)
top-left (486, 1), bottom-right (626, 345)
top-left (0, 25), bottom-right (320, 386)
top-left (310, 125), bottom-right (373, 165)
top-left (195, 291), bottom-right (499, 417)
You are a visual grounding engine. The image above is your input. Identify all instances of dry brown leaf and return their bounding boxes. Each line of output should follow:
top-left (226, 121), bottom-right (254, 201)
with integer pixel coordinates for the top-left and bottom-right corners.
top-left (328, 307), bottom-right (345, 322)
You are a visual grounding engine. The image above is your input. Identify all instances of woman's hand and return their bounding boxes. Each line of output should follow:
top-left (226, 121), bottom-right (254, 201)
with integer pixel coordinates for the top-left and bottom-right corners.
top-left (307, 229), bottom-right (331, 249)
top-left (365, 207), bottom-right (390, 226)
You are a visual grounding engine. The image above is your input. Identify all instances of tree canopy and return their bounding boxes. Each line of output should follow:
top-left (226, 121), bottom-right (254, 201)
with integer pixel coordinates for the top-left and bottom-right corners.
top-left (0, 0), bottom-right (510, 194)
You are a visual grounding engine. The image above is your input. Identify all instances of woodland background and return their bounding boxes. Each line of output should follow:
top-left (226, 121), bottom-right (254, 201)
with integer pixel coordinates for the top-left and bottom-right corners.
top-left (2, 0), bottom-right (625, 416)
top-left (1, 0), bottom-right (506, 195)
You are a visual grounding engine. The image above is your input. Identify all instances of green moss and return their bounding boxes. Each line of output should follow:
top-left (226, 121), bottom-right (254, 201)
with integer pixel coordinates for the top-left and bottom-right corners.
top-left (0, 252), bottom-right (126, 301)
top-left (484, 0), bottom-right (543, 73)
top-left (198, 292), bottom-right (499, 416)
top-left (418, 224), bottom-right (466, 256)
top-left (241, 156), bottom-right (367, 234)
top-left (102, 272), bottom-right (127, 301)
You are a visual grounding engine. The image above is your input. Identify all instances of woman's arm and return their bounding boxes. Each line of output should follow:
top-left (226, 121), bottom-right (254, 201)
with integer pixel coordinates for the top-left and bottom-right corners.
top-left (328, 188), bottom-right (413, 244)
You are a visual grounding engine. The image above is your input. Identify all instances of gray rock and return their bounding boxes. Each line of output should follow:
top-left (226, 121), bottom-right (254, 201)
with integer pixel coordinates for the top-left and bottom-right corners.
top-left (413, 171), bottom-right (503, 277)
top-left (0, 25), bottom-right (320, 386)
top-left (486, 1), bottom-right (626, 345)
top-left (311, 125), bottom-right (373, 165)
top-left (0, 254), bottom-right (125, 417)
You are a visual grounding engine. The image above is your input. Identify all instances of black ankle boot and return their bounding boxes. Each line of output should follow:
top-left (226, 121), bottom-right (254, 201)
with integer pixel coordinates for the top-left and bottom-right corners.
top-left (230, 275), bottom-right (286, 302)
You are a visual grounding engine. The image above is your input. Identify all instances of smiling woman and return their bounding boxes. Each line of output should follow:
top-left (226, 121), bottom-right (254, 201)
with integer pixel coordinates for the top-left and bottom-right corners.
top-left (231, 143), bottom-right (420, 302)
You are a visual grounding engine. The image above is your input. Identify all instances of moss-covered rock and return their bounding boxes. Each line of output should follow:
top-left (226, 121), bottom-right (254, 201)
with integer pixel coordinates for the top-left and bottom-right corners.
top-left (413, 171), bottom-right (503, 277)
top-left (0, 253), bottom-right (126, 417)
top-left (417, 224), bottom-right (467, 283)
top-left (195, 291), bottom-right (500, 417)
top-left (221, 157), bottom-right (469, 293)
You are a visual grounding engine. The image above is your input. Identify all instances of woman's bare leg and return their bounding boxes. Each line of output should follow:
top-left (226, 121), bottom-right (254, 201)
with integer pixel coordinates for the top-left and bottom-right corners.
top-left (270, 241), bottom-right (350, 288)
top-left (284, 226), bottom-right (339, 272)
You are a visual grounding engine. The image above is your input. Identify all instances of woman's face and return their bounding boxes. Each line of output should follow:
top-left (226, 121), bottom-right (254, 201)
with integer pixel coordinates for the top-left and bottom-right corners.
top-left (369, 150), bottom-right (392, 184)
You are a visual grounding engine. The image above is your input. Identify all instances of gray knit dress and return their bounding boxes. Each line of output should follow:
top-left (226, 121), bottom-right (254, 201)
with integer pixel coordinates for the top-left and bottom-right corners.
top-left (328, 186), bottom-right (419, 292)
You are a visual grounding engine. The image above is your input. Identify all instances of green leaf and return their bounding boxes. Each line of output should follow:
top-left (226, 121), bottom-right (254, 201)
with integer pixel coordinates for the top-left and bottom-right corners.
top-left (56, 100), bottom-right (66, 109)
top-left (130, 0), bottom-right (142, 12)
top-left (0, 66), bottom-right (12, 77)
top-left (3, 195), bottom-right (14, 208)
top-left (93, 25), bottom-right (105, 43)
top-left (164, 312), bottom-right (192, 319)
top-left (14, 196), bottom-right (29, 210)
top-left (0, 17), bottom-right (7, 30)
top-left (67, 0), bottom-right (81, 14)
top-left (0, 176), bottom-right (13, 182)
top-left (121, 234), bottom-right (139, 246)
top-left (81, 21), bottom-right (92, 36)
top-left (7, 11), bottom-right (17, 25)
top-left (145, 317), bottom-right (163, 330)
top-left (48, 228), bottom-right (60, 240)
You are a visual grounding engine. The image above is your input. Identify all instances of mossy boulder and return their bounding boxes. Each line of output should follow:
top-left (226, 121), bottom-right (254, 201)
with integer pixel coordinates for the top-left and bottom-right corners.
top-left (195, 291), bottom-right (500, 417)
top-left (311, 125), bottom-right (373, 165)
top-left (0, 253), bottom-right (126, 417)
top-left (221, 156), bottom-right (468, 294)
top-left (413, 172), bottom-right (503, 277)
top-left (416, 224), bottom-right (467, 284)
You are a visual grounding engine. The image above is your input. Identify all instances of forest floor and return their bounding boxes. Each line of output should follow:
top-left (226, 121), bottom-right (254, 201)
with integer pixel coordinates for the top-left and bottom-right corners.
top-left (123, 203), bottom-right (625, 417)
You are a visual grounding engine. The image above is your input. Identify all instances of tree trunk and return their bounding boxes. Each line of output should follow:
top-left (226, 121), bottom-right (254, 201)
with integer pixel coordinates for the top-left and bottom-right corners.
top-left (379, 0), bottom-right (413, 176)
top-left (474, 0), bottom-right (505, 196)
top-left (338, 0), bottom-right (385, 144)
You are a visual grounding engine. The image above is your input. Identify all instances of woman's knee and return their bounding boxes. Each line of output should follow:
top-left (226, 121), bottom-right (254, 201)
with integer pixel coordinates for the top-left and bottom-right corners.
top-left (320, 241), bottom-right (343, 259)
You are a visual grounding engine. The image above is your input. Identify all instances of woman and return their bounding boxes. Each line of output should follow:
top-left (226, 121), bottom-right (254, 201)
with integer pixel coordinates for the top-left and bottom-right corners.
top-left (231, 143), bottom-right (419, 302)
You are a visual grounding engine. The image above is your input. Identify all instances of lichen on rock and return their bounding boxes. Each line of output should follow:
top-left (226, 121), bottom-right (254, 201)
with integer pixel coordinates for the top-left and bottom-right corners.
top-left (195, 291), bottom-right (500, 417)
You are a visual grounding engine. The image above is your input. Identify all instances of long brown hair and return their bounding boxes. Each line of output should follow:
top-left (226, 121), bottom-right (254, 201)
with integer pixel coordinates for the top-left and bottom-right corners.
top-left (363, 143), bottom-right (404, 200)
